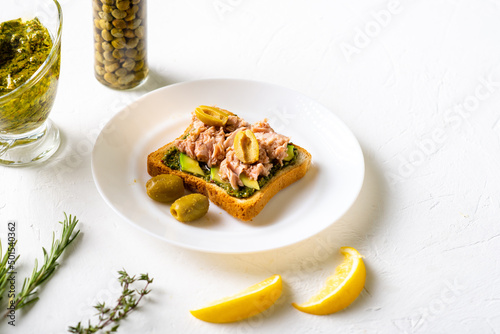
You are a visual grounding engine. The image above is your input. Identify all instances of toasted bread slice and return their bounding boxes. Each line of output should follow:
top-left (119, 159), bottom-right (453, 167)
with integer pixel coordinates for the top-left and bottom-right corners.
top-left (147, 129), bottom-right (312, 221)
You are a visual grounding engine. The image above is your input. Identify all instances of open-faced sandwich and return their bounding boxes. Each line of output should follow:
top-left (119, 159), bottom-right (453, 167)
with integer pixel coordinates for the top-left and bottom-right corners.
top-left (147, 105), bottom-right (311, 221)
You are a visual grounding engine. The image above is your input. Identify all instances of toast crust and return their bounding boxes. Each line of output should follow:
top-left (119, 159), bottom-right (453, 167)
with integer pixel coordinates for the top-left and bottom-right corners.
top-left (147, 129), bottom-right (312, 221)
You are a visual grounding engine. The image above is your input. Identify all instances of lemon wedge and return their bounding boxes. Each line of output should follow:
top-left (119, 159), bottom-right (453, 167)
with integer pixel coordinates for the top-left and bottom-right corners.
top-left (292, 247), bottom-right (366, 315)
top-left (190, 274), bottom-right (282, 323)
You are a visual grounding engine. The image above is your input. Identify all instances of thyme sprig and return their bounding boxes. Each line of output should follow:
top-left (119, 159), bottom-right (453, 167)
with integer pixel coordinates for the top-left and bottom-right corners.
top-left (8, 213), bottom-right (80, 312)
top-left (68, 270), bottom-right (153, 334)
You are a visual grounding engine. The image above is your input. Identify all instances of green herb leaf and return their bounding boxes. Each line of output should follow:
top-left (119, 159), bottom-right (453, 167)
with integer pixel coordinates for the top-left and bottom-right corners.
top-left (68, 270), bottom-right (153, 334)
top-left (5, 213), bottom-right (80, 313)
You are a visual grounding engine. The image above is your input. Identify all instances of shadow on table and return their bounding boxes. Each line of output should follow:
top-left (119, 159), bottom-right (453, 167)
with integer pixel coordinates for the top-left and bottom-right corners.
top-left (133, 69), bottom-right (179, 93)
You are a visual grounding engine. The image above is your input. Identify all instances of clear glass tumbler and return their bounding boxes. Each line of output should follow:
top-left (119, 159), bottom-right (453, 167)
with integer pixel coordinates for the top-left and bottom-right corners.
top-left (0, 0), bottom-right (62, 166)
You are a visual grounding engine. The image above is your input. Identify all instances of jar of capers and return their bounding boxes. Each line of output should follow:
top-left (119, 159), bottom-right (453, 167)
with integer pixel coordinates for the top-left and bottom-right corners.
top-left (92, 0), bottom-right (148, 89)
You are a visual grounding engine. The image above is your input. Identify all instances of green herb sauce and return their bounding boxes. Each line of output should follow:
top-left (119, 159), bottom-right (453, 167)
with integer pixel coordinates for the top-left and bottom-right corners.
top-left (162, 146), bottom-right (298, 199)
top-left (0, 17), bottom-right (60, 135)
top-left (0, 18), bottom-right (52, 94)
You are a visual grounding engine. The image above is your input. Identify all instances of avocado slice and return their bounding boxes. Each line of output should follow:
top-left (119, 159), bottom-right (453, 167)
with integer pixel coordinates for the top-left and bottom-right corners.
top-left (210, 166), bottom-right (227, 183)
top-left (179, 153), bottom-right (204, 176)
top-left (284, 144), bottom-right (295, 162)
top-left (240, 174), bottom-right (260, 190)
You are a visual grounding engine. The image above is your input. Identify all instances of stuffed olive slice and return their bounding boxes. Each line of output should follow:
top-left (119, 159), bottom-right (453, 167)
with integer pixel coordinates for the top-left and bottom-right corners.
top-left (194, 105), bottom-right (234, 127)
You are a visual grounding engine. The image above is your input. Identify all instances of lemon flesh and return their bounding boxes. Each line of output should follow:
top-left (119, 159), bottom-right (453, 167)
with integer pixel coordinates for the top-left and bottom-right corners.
top-left (190, 274), bottom-right (282, 323)
top-left (292, 247), bottom-right (366, 315)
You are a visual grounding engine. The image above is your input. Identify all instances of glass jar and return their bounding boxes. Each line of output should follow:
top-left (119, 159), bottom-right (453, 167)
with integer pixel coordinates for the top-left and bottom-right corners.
top-left (92, 0), bottom-right (148, 90)
top-left (0, 0), bottom-right (62, 166)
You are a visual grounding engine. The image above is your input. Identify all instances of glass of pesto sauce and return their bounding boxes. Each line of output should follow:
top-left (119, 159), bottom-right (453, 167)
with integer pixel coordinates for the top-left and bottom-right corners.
top-left (0, 0), bottom-right (62, 166)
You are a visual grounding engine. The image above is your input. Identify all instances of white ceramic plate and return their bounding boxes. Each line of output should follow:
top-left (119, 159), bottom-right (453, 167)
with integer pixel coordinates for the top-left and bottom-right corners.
top-left (91, 79), bottom-right (364, 253)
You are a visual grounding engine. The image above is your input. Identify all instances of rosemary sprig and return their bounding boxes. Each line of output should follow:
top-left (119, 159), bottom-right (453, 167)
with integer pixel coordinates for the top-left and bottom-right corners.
top-left (68, 270), bottom-right (153, 334)
top-left (0, 239), bottom-right (18, 303)
top-left (8, 213), bottom-right (80, 312)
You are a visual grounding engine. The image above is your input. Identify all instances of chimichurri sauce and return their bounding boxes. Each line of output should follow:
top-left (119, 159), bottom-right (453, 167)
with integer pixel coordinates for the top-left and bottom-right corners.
top-left (0, 18), bottom-right (53, 95)
top-left (0, 17), bottom-right (60, 135)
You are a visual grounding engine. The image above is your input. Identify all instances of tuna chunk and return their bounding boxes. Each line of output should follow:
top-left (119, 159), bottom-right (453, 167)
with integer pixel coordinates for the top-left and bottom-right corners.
top-left (175, 113), bottom-right (289, 190)
top-left (219, 148), bottom-right (273, 189)
top-left (251, 119), bottom-right (289, 163)
top-left (225, 115), bottom-right (249, 132)
top-left (174, 114), bottom-right (226, 167)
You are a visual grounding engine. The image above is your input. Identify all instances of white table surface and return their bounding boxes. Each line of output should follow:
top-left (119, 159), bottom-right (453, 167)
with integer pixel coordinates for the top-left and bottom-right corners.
top-left (2, 0), bottom-right (500, 333)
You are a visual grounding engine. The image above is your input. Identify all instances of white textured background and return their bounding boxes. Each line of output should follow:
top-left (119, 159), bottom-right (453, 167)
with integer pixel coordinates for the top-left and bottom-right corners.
top-left (1, 0), bottom-right (500, 333)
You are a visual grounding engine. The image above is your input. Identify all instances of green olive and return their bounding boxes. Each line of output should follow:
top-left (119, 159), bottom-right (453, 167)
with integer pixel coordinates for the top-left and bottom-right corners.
top-left (199, 105), bottom-right (235, 117)
top-left (146, 174), bottom-right (184, 203)
top-left (194, 106), bottom-right (228, 127)
top-left (234, 129), bottom-right (259, 164)
top-left (170, 194), bottom-right (209, 223)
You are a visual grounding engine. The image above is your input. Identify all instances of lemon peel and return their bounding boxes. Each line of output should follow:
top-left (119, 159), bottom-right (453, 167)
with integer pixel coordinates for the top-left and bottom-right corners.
top-left (292, 247), bottom-right (366, 315)
top-left (190, 274), bottom-right (282, 323)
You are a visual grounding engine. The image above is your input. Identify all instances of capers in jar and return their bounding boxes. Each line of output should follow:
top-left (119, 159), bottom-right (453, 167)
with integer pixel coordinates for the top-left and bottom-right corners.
top-left (112, 48), bottom-right (125, 59)
top-left (93, 0), bottom-right (148, 89)
top-left (95, 65), bottom-right (105, 76)
top-left (170, 194), bottom-right (209, 223)
top-left (103, 72), bottom-right (117, 83)
top-left (146, 174), bottom-right (185, 203)
top-left (116, 0), bottom-right (131, 10)
top-left (103, 51), bottom-right (114, 61)
top-left (102, 41), bottom-right (113, 51)
top-left (125, 48), bottom-right (137, 58)
top-left (122, 58), bottom-right (135, 71)
top-left (111, 28), bottom-right (124, 38)
top-left (126, 37), bottom-right (139, 49)
top-left (134, 26), bottom-right (145, 38)
top-left (104, 62), bottom-right (120, 72)
top-left (112, 19), bottom-right (127, 29)
top-left (124, 29), bottom-right (135, 38)
top-left (115, 67), bottom-right (128, 77)
top-left (111, 37), bottom-right (126, 49)
top-left (118, 73), bottom-right (135, 85)
top-left (112, 9), bottom-right (127, 19)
